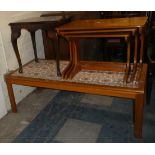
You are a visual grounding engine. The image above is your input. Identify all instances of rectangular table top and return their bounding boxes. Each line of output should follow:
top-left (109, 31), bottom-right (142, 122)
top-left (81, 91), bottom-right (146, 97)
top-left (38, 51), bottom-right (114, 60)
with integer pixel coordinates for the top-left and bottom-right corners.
top-left (5, 59), bottom-right (147, 99)
top-left (9, 16), bottom-right (70, 26)
top-left (10, 59), bottom-right (145, 90)
top-left (57, 16), bottom-right (148, 31)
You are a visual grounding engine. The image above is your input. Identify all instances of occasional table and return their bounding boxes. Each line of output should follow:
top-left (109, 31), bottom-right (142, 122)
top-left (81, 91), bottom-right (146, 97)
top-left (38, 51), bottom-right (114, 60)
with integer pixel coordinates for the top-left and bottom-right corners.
top-left (9, 16), bottom-right (71, 76)
top-left (5, 59), bottom-right (148, 138)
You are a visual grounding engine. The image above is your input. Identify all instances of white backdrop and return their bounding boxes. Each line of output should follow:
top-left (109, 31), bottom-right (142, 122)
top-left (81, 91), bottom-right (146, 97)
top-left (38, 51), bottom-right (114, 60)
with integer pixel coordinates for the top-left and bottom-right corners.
top-left (0, 11), bottom-right (48, 118)
top-left (0, 31), bottom-right (8, 118)
top-left (0, 76), bottom-right (7, 119)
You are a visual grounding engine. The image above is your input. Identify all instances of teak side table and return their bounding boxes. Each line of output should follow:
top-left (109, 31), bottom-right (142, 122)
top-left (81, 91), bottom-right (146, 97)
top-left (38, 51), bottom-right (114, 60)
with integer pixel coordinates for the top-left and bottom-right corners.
top-left (58, 32), bottom-right (133, 82)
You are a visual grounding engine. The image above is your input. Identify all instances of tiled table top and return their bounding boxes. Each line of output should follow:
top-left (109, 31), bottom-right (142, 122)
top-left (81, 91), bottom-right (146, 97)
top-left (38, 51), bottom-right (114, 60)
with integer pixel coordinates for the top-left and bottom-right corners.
top-left (12, 59), bottom-right (140, 88)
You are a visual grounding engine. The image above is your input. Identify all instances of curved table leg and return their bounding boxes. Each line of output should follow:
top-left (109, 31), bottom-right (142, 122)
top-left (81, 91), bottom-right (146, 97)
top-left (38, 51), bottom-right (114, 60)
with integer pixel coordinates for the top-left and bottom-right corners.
top-left (63, 39), bottom-right (81, 79)
top-left (63, 40), bottom-right (75, 79)
top-left (68, 39), bottom-right (81, 79)
top-left (11, 28), bottom-right (23, 73)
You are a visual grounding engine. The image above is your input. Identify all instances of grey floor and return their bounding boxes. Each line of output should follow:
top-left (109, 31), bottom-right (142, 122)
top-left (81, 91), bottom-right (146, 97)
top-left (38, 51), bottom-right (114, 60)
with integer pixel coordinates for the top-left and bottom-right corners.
top-left (0, 88), bottom-right (59, 143)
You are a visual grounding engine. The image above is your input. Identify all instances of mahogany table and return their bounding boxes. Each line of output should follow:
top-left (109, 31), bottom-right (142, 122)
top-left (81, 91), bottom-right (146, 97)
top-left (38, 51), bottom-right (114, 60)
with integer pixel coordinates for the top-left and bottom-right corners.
top-left (9, 16), bottom-right (71, 76)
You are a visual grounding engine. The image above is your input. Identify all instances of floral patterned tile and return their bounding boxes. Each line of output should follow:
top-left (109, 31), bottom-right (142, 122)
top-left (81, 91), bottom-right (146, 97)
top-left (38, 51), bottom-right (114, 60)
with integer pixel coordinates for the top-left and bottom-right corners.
top-left (12, 59), bottom-right (140, 88)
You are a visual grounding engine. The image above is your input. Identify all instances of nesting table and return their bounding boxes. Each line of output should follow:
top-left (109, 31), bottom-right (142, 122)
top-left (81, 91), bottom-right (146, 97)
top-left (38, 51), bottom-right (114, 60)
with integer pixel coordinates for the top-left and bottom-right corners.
top-left (56, 17), bottom-right (148, 83)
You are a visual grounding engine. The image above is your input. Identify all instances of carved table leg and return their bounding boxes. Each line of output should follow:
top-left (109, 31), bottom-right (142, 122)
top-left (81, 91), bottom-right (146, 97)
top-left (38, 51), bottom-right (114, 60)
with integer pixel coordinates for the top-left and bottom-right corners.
top-left (11, 27), bottom-right (23, 73)
top-left (134, 93), bottom-right (144, 138)
top-left (29, 31), bottom-right (39, 62)
top-left (6, 81), bottom-right (17, 113)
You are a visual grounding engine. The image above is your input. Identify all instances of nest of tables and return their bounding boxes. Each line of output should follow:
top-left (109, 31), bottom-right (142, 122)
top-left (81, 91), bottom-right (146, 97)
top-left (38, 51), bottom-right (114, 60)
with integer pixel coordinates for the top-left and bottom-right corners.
top-left (56, 16), bottom-right (148, 84)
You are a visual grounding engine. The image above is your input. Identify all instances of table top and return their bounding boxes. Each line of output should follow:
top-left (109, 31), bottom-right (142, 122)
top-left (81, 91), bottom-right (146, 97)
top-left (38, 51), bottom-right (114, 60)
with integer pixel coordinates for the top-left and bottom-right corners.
top-left (11, 59), bottom-right (143, 89)
top-left (57, 16), bottom-right (148, 31)
top-left (9, 16), bottom-right (69, 26)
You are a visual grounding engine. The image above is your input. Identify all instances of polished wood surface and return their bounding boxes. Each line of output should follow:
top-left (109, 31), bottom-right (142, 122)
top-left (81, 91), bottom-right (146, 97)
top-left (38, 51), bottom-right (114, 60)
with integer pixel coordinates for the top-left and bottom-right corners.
top-left (59, 28), bottom-right (137, 36)
top-left (57, 17), bottom-right (147, 83)
top-left (57, 16), bottom-right (148, 31)
top-left (41, 12), bottom-right (150, 62)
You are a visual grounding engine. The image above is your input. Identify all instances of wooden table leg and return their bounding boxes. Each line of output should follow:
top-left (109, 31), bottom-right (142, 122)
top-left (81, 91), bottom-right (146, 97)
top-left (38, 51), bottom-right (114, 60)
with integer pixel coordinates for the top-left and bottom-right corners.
top-left (47, 31), bottom-right (61, 77)
top-left (6, 82), bottom-right (17, 113)
top-left (29, 30), bottom-right (39, 62)
top-left (62, 40), bottom-right (74, 79)
top-left (11, 27), bottom-right (23, 73)
top-left (64, 39), bottom-right (81, 79)
top-left (62, 62), bottom-right (73, 79)
top-left (54, 33), bottom-right (61, 77)
top-left (137, 28), bottom-right (145, 81)
top-left (134, 93), bottom-right (144, 138)
top-left (131, 32), bottom-right (139, 82)
top-left (123, 37), bottom-right (131, 83)
top-left (68, 40), bottom-right (81, 79)
top-left (139, 28), bottom-right (145, 64)
top-left (146, 64), bottom-right (153, 105)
